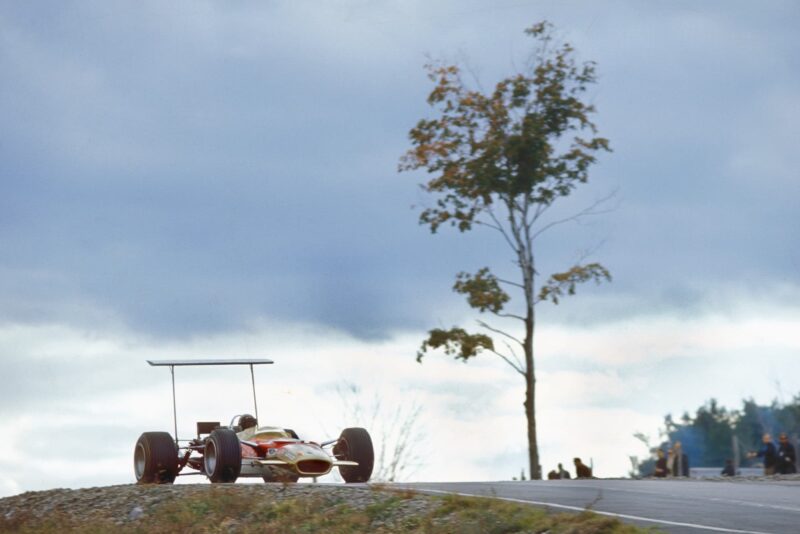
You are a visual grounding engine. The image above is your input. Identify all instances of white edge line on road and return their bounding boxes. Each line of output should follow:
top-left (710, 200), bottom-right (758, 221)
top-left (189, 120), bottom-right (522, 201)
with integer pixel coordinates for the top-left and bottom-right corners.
top-left (408, 488), bottom-right (774, 534)
top-left (543, 482), bottom-right (800, 514)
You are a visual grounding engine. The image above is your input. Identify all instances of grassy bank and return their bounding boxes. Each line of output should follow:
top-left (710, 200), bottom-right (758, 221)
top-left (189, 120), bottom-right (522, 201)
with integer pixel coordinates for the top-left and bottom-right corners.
top-left (0, 484), bottom-right (652, 533)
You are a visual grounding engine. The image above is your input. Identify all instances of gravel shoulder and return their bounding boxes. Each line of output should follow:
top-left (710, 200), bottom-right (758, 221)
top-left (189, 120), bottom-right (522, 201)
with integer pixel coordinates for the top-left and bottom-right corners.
top-left (0, 484), bottom-right (429, 529)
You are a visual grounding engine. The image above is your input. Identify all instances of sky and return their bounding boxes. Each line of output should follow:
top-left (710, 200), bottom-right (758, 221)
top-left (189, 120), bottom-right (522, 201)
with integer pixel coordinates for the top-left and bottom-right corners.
top-left (1, 0), bottom-right (799, 496)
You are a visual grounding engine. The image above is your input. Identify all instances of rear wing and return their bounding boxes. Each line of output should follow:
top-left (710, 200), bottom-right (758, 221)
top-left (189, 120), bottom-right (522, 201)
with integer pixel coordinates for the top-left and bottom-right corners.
top-left (148, 359), bottom-right (273, 366)
top-left (147, 359), bottom-right (274, 444)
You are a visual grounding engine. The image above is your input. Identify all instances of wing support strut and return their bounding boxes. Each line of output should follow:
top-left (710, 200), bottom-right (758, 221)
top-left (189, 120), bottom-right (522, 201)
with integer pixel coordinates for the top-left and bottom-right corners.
top-left (147, 358), bottom-right (274, 445)
top-left (249, 363), bottom-right (259, 424)
top-left (171, 364), bottom-right (178, 444)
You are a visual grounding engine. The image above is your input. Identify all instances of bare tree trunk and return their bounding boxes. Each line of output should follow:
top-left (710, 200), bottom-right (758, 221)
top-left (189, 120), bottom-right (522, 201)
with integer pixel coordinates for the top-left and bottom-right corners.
top-left (519, 225), bottom-right (541, 481)
top-left (525, 305), bottom-right (541, 479)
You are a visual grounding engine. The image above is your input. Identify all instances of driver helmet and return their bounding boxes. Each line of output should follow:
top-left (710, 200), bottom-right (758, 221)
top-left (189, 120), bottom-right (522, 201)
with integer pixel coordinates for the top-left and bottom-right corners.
top-left (239, 414), bottom-right (258, 430)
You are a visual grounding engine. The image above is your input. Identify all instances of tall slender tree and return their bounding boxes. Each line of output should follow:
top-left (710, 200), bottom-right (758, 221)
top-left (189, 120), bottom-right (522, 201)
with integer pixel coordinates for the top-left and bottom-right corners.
top-left (400, 22), bottom-right (612, 479)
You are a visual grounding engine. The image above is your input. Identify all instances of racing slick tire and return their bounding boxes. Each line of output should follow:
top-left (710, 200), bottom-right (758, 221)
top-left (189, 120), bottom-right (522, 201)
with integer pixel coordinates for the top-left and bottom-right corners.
top-left (134, 431), bottom-right (179, 484)
top-left (204, 428), bottom-right (241, 483)
top-left (334, 427), bottom-right (374, 483)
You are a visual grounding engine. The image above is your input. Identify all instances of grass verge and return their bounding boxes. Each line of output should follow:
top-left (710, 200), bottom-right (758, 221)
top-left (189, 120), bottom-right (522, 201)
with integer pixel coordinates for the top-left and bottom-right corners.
top-left (0, 485), bottom-right (656, 533)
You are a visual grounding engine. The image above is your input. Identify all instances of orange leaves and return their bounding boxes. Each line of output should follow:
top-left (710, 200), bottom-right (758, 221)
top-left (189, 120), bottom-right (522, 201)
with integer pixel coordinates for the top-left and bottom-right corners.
top-left (537, 263), bottom-right (612, 305)
top-left (453, 268), bottom-right (511, 314)
top-left (524, 21), bottom-right (551, 38)
top-left (400, 21), bottom-right (612, 235)
top-left (416, 327), bottom-right (494, 363)
top-left (425, 64), bottom-right (462, 105)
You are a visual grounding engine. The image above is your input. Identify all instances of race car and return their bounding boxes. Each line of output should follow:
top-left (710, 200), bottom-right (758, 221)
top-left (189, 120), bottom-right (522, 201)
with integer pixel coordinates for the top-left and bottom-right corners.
top-left (133, 359), bottom-right (374, 484)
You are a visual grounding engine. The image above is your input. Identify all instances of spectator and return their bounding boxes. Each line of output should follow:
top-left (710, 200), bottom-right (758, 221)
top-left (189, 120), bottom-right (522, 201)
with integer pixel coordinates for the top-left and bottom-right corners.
top-left (653, 449), bottom-right (668, 478)
top-left (666, 448), bottom-right (675, 477)
top-left (547, 470), bottom-right (559, 480)
top-left (573, 457), bottom-right (592, 478)
top-left (748, 433), bottom-right (778, 475)
top-left (777, 433), bottom-right (797, 475)
top-left (721, 459), bottom-right (735, 477)
top-left (557, 463), bottom-right (571, 479)
top-left (672, 441), bottom-right (690, 477)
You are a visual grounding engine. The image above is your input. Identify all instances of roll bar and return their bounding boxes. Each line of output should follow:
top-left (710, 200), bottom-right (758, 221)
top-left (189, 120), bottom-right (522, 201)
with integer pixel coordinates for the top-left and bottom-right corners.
top-left (147, 359), bottom-right (274, 444)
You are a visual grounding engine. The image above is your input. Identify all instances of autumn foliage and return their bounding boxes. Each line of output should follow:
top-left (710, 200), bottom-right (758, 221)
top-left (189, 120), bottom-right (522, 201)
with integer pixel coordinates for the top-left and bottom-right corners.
top-left (401, 22), bottom-right (612, 479)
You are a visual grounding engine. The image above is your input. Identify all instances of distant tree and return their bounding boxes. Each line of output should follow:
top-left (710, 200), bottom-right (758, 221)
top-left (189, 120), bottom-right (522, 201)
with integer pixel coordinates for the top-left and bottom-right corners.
top-left (772, 395), bottom-right (800, 439)
top-left (629, 432), bottom-right (655, 478)
top-left (400, 22), bottom-right (612, 479)
top-left (734, 397), bottom-right (800, 452)
top-left (669, 400), bottom-right (733, 466)
top-left (693, 400), bottom-right (734, 466)
top-left (733, 399), bottom-right (768, 450)
top-left (635, 396), bottom-right (800, 474)
top-left (334, 383), bottom-right (423, 482)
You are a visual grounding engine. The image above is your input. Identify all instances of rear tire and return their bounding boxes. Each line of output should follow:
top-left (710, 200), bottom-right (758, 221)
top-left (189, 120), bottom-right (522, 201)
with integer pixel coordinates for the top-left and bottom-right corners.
top-left (334, 427), bottom-right (374, 483)
top-left (134, 432), bottom-right (178, 484)
top-left (204, 428), bottom-right (241, 483)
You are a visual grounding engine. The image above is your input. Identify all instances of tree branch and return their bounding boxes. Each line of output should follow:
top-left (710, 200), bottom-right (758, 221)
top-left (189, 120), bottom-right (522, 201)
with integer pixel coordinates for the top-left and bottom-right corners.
top-left (537, 263), bottom-right (612, 305)
top-left (531, 188), bottom-right (619, 240)
top-left (473, 219), bottom-right (503, 233)
top-left (477, 319), bottom-right (524, 346)
top-left (487, 348), bottom-right (525, 376)
top-left (494, 311), bottom-right (526, 321)
top-left (485, 203), bottom-right (520, 254)
top-left (502, 340), bottom-right (525, 374)
top-left (531, 198), bottom-right (547, 223)
top-left (496, 277), bottom-right (525, 289)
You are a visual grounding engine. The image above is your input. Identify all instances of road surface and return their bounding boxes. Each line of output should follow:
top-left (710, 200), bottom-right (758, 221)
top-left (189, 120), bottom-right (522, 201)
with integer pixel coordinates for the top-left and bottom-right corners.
top-left (397, 479), bottom-right (800, 533)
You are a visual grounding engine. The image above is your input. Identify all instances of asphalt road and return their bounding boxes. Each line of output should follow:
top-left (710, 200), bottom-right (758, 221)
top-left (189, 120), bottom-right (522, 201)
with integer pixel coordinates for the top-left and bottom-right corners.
top-left (396, 479), bottom-right (800, 533)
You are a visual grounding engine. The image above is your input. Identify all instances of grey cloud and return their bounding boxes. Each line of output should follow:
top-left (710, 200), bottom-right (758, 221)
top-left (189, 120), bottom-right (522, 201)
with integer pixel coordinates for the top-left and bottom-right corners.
top-left (1, 1), bottom-right (798, 342)
top-left (0, 353), bottom-right (151, 416)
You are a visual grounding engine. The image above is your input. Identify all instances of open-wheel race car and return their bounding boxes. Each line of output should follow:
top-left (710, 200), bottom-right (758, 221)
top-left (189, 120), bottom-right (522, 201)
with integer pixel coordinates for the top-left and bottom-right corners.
top-left (133, 359), bottom-right (374, 484)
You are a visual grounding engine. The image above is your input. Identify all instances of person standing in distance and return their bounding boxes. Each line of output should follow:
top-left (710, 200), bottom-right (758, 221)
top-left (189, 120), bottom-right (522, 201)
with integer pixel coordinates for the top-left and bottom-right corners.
top-left (654, 449), bottom-right (668, 478)
top-left (557, 463), bottom-right (571, 479)
top-left (777, 433), bottom-right (797, 474)
top-left (672, 441), bottom-right (690, 477)
top-left (748, 433), bottom-right (778, 475)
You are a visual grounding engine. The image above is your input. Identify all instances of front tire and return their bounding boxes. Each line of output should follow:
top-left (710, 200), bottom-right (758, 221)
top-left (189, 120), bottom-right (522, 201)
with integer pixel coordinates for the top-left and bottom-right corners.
top-left (334, 427), bottom-right (374, 483)
top-left (134, 432), bottom-right (178, 484)
top-left (204, 428), bottom-right (241, 483)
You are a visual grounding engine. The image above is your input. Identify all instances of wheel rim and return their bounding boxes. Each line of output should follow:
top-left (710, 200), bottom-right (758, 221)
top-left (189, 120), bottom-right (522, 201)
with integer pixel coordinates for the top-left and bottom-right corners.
top-left (205, 439), bottom-right (217, 475)
top-left (134, 443), bottom-right (147, 480)
top-left (336, 438), bottom-right (349, 460)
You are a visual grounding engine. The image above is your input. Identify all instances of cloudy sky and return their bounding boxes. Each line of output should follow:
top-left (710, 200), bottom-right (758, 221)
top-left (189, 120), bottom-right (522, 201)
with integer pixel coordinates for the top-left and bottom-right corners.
top-left (1, 0), bottom-right (798, 496)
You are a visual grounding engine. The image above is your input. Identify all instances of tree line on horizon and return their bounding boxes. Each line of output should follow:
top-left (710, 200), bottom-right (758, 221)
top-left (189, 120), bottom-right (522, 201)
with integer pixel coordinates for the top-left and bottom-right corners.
top-left (633, 395), bottom-right (800, 476)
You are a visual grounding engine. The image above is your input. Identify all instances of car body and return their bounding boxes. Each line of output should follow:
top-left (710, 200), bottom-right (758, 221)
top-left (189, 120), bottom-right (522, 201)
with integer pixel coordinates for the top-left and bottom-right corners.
top-left (133, 359), bottom-right (374, 484)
